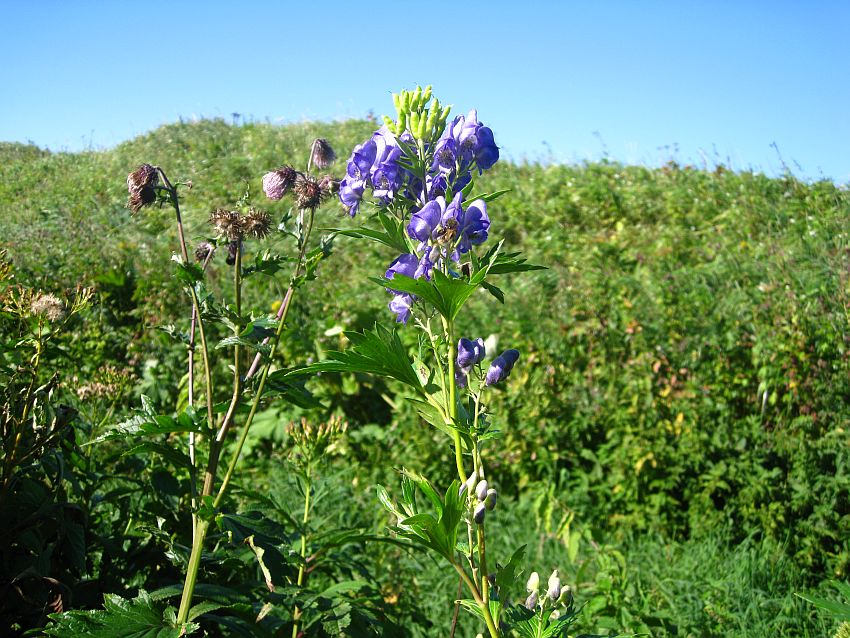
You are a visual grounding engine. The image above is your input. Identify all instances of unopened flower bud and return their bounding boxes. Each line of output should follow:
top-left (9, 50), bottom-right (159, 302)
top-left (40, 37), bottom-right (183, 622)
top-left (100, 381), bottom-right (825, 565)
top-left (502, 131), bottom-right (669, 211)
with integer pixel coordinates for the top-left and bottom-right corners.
top-left (226, 240), bottom-right (239, 266)
top-left (550, 609), bottom-right (561, 620)
top-left (526, 571), bottom-right (540, 593)
top-left (475, 479), bottom-right (488, 501)
top-left (524, 590), bottom-right (538, 610)
top-left (547, 570), bottom-right (561, 600)
top-left (557, 584), bottom-right (573, 606)
top-left (473, 502), bottom-right (486, 525)
top-left (484, 488), bottom-right (498, 510)
top-left (485, 348), bottom-right (520, 386)
top-left (194, 241), bottom-right (214, 263)
top-left (262, 166), bottom-right (298, 200)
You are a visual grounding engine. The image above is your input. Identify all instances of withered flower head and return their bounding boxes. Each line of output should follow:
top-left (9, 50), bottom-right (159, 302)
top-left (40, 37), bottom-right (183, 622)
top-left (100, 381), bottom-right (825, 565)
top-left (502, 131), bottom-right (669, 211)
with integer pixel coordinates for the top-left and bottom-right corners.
top-left (242, 208), bottom-right (272, 239)
top-left (126, 163), bottom-right (159, 213)
top-left (30, 292), bottom-right (66, 322)
top-left (194, 241), bottom-right (215, 263)
top-left (294, 175), bottom-right (323, 210)
top-left (318, 174), bottom-right (339, 197)
top-left (209, 208), bottom-right (244, 240)
top-left (310, 138), bottom-right (336, 170)
top-left (262, 165), bottom-right (298, 200)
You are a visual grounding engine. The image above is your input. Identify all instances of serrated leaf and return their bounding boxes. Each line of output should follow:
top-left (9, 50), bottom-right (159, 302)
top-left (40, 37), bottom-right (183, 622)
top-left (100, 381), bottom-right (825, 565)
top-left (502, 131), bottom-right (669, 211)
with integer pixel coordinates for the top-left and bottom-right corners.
top-left (280, 324), bottom-right (421, 389)
top-left (88, 404), bottom-right (206, 444)
top-left (44, 590), bottom-right (198, 638)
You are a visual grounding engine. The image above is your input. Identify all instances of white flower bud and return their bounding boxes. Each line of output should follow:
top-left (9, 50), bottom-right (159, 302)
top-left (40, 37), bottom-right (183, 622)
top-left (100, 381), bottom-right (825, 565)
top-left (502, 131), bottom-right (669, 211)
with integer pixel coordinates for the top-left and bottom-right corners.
top-left (524, 590), bottom-right (538, 610)
top-left (547, 570), bottom-right (561, 600)
top-left (475, 479), bottom-right (488, 501)
top-left (526, 571), bottom-right (540, 593)
top-left (484, 488), bottom-right (498, 510)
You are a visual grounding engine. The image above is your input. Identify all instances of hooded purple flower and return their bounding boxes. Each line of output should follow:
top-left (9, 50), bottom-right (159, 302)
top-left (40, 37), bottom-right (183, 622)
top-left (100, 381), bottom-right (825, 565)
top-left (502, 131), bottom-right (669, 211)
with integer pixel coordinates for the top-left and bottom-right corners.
top-left (338, 138), bottom-right (378, 216)
top-left (385, 253), bottom-right (418, 291)
top-left (407, 196), bottom-right (446, 244)
top-left (457, 337), bottom-right (486, 371)
top-left (456, 198), bottom-right (490, 254)
top-left (370, 125), bottom-right (404, 202)
top-left (485, 349), bottom-right (520, 386)
top-left (389, 293), bottom-right (414, 324)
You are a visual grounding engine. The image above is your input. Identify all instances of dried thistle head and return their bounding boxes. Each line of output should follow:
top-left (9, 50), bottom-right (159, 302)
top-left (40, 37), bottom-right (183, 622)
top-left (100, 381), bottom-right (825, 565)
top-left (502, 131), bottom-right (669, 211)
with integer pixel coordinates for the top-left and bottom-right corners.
top-left (126, 164), bottom-right (159, 212)
top-left (209, 208), bottom-right (244, 241)
top-left (310, 138), bottom-right (336, 170)
top-left (318, 174), bottom-right (339, 197)
top-left (262, 165), bottom-right (298, 200)
top-left (30, 292), bottom-right (66, 322)
top-left (242, 208), bottom-right (272, 240)
top-left (293, 175), bottom-right (323, 210)
top-left (194, 241), bottom-right (215, 263)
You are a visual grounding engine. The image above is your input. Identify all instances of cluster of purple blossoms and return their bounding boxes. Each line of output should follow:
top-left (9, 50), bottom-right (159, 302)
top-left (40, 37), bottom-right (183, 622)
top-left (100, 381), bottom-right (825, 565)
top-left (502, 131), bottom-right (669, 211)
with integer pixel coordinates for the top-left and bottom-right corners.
top-left (455, 337), bottom-right (486, 388)
top-left (339, 125), bottom-right (409, 217)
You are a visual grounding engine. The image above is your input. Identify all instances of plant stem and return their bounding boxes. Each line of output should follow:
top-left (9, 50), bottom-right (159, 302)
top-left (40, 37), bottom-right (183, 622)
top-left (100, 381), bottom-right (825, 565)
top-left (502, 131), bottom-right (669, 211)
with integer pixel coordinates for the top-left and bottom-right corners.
top-left (451, 561), bottom-right (500, 638)
top-left (445, 319), bottom-right (465, 481)
top-left (202, 243), bottom-right (243, 496)
top-left (176, 518), bottom-right (209, 624)
top-left (291, 468), bottom-right (312, 638)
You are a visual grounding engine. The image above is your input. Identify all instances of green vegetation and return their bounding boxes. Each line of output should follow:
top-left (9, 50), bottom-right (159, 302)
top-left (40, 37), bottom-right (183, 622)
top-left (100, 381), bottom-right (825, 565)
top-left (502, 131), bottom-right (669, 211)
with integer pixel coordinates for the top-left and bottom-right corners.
top-left (1, 117), bottom-right (848, 636)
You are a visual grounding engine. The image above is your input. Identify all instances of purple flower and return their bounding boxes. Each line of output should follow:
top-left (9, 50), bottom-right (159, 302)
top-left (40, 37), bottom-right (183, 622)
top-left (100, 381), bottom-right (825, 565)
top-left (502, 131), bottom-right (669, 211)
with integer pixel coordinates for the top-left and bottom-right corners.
top-left (485, 349), bottom-right (520, 386)
top-left (385, 253), bottom-right (419, 290)
top-left (457, 337), bottom-right (486, 371)
top-left (407, 196), bottom-right (446, 244)
top-left (339, 175), bottom-right (366, 216)
top-left (338, 138), bottom-right (378, 216)
top-left (455, 368), bottom-right (468, 388)
top-left (456, 198), bottom-right (490, 254)
top-left (389, 293), bottom-right (414, 324)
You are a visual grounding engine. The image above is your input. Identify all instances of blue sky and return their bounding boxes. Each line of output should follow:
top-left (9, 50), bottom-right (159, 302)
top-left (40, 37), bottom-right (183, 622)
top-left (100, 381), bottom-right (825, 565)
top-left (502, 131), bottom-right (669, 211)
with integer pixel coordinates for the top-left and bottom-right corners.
top-left (2, 1), bottom-right (848, 182)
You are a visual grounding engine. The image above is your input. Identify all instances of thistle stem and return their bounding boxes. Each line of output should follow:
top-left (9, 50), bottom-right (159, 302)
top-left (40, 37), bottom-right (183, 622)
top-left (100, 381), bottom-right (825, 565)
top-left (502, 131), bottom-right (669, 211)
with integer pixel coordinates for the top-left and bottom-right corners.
top-left (292, 468), bottom-right (312, 638)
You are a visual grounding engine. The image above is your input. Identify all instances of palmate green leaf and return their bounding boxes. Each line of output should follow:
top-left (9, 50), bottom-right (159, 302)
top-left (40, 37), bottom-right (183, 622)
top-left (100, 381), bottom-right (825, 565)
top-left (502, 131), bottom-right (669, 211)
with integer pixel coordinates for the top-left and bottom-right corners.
top-left (44, 590), bottom-right (198, 637)
top-left (172, 255), bottom-right (205, 286)
top-left (474, 246), bottom-right (546, 276)
top-left (242, 250), bottom-right (294, 278)
top-left (278, 323), bottom-right (421, 390)
top-left (495, 544), bottom-right (527, 594)
top-left (262, 375), bottom-right (322, 409)
top-left (216, 316), bottom-right (277, 352)
top-left (458, 599), bottom-right (505, 632)
top-left (374, 270), bottom-right (478, 322)
top-left (88, 400), bottom-right (206, 444)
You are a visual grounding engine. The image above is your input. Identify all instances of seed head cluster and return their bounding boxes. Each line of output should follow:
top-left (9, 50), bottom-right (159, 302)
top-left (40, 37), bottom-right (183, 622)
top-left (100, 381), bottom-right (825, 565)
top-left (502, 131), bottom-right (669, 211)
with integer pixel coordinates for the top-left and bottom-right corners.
top-left (208, 208), bottom-right (272, 242)
top-left (30, 292), bottom-right (66, 322)
top-left (261, 139), bottom-right (339, 210)
top-left (126, 164), bottom-right (159, 213)
top-left (310, 138), bottom-right (336, 170)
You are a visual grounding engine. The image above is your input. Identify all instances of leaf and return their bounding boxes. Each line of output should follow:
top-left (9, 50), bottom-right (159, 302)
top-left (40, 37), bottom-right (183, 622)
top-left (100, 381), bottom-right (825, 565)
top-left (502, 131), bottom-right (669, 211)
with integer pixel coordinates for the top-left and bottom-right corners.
top-left (172, 256), bottom-right (205, 286)
top-left (44, 590), bottom-right (198, 637)
top-left (495, 545), bottom-right (527, 594)
top-left (796, 591), bottom-right (850, 621)
top-left (480, 280), bottom-right (505, 304)
top-left (122, 442), bottom-right (193, 471)
top-left (261, 375), bottom-right (323, 409)
top-left (279, 324), bottom-right (421, 390)
top-left (88, 403), bottom-right (206, 445)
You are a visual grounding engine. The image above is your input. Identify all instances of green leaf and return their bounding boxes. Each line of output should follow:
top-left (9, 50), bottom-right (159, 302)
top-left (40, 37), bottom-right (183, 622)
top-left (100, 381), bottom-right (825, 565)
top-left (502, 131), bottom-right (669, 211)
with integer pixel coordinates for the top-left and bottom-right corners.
top-left (122, 441), bottom-right (193, 471)
top-left (480, 280), bottom-right (505, 304)
top-left (88, 403), bottom-right (206, 444)
top-left (279, 324), bottom-right (421, 390)
top-left (796, 591), bottom-right (850, 621)
top-left (262, 375), bottom-right (323, 409)
top-left (172, 257), bottom-right (205, 286)
top-left (44, 590), bottom-right (198, 637)
top-left (495, 545), bottom-right (527, 594)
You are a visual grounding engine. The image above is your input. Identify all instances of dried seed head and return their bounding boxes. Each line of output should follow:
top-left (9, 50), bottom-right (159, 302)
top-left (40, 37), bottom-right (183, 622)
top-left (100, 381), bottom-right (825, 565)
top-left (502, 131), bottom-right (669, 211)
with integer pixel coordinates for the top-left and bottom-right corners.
top-left (243, 208), bottom-right (272, 239)
top-left (194, 241), bottom-right (215, 263)
top-left (30, 293), bottom-right (66, 322)
top-left (262, 165), bottom-right (298, 200)
top-left (310, 138), bottom-right (336, 170)
top-left (209, 208), bottom-right (244, 240)
top-left (294, 175), bottom-right (323, 210)
top-left (126, 163), bottom-right (159, 212)
top-left (318, 174), bottom-right (339, 197)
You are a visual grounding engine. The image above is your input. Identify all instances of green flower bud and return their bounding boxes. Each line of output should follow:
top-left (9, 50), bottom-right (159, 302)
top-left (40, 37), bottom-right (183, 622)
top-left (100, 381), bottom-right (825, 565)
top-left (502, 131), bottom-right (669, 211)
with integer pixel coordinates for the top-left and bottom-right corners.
top-left (382, 115), bottom-right (395, 130)
top-left (411, 86), bottom-right (422, 109)
top-left (484, 488), bottom-right (498, 510)
top-left (422, 85), bottom-right (432, 104)
top-left (392, 93), bottom-right (401, 113)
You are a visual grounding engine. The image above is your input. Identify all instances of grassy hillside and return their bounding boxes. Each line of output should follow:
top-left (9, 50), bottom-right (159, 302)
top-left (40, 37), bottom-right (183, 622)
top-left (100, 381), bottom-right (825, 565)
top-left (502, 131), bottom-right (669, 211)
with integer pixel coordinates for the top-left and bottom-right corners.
top-left (1, 118), bottom-right (848, 636)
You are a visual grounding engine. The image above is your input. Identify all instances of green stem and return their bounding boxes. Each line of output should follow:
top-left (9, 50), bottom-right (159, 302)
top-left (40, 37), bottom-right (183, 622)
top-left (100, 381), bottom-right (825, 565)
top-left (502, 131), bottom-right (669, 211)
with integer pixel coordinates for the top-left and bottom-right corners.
top-left (451, 560), bottom-right (500, 638)
top-left (203, 244), bottom-right (243, 497)
top-left (292, 468), bottom-right (312, 638)
top-left (176, 518), bottom-right (209, 624)
top-left (445, 319), bottom-right (465, 481)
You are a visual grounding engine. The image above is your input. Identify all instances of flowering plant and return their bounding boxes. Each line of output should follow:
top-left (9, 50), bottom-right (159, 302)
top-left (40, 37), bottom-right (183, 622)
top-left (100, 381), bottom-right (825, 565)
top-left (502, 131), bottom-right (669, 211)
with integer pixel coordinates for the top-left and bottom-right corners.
top-left (284, 87), bottom-right (581, 637)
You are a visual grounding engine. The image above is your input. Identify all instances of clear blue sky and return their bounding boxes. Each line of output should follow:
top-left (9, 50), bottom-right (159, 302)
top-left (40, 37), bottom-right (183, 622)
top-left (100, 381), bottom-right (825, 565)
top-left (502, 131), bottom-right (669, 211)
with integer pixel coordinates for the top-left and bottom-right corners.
top-left (2, 1), bottom-right (848, 182)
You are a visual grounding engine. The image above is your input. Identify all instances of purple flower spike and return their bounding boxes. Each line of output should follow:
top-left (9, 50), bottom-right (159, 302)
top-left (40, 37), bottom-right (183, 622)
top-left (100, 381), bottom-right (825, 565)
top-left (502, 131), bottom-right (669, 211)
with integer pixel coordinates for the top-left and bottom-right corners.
top-left (457, 337), bottom-right (486, 371)
top-left (485, 349), bottom-right (520, 386)
top-left (455, 368), bottom-right (468, 388)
